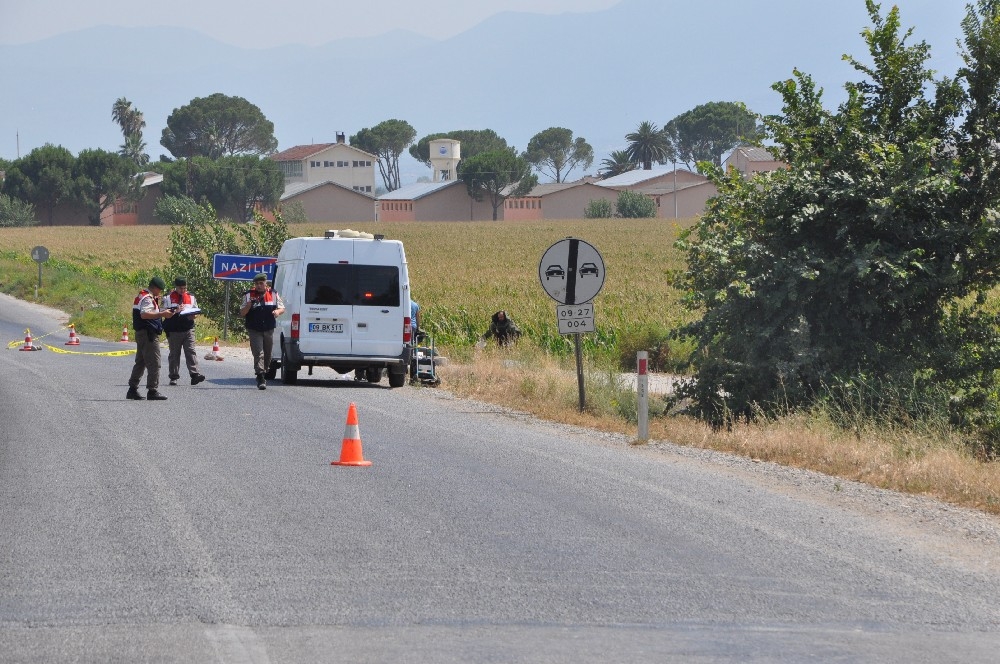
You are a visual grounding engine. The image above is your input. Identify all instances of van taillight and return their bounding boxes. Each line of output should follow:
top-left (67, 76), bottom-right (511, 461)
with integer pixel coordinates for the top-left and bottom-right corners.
top-left (291, 313), bottom-right (300, 340)
top-left (403, 316), bottom-right (411, 343)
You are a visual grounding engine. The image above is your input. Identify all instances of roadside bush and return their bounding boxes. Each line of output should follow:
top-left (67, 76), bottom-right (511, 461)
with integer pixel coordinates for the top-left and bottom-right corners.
top-left (616, 324), bottom-right (695, 373)
top-left (161, 196), bottom-right (289, 339)
top-left (0, 193), bottom-right (37, 227)
top-left (615, 189), bottom-right (656, 218)
top-left (584, 198), bottom-right (614, 219)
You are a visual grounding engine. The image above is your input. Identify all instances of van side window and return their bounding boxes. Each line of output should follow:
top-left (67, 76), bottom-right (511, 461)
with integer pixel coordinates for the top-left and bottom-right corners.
top-left (305, 264), bottom-right (400, 307)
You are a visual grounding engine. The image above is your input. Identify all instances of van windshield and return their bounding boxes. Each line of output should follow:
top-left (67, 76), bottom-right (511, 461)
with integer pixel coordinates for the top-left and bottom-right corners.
top-left (305, 264), bottom-right (400, 307)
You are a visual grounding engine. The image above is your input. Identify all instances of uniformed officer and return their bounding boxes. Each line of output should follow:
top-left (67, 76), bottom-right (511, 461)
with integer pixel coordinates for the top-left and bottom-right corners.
top-left (163, 276), bottom-right (206, 387)
top-left (238, 273), bottom-right (285, 390)
top-left (126, 276), bottom-right (174, 400)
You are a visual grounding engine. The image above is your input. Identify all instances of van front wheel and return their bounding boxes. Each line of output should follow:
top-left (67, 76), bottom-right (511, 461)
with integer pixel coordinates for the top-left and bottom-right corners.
top-left (281, 344), bottom-right (299, 384)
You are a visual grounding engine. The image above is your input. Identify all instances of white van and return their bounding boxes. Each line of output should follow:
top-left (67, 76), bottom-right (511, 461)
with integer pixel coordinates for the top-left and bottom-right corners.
top-left (272, 229), bottom-right (413, 387)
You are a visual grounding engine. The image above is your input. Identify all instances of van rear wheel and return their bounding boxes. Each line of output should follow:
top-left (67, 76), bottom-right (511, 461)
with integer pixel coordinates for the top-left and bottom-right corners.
top-left (365, 367), bottom-right (382, 384)
top-left (388, 369), bottom-right (406, 388)
top-left (281, 344), bottom-right (298, 384)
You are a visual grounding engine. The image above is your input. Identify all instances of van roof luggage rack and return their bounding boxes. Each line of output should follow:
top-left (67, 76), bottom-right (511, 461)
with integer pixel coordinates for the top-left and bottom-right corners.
top-left (324, 229), bottom-right (381, 240)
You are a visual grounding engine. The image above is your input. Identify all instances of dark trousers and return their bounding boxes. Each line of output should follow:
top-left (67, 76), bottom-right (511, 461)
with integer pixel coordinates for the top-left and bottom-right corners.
top-left (248, 328), bottom-right (274, 376)
top-left (128, 331), bottom-right (162, 391)
top-left (167, 329), bottom-right (199, 379)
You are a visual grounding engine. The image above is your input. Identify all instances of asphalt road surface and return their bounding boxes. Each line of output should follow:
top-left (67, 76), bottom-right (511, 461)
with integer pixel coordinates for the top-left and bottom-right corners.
top-left (3, 293), bottom-right (1000, 663)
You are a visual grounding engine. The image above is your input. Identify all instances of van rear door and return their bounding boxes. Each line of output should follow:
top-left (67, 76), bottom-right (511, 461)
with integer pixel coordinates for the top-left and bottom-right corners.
top-left (351, 241), bottom-right (405, 357)
top-left (297, 241), bottom-right (354, 357)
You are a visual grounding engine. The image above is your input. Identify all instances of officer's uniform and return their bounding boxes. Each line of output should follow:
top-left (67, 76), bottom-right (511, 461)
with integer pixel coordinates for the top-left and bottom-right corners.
top-left (163, 282), bottom-right (204, 386)
top-left (128, 287), bottom-right (165, 396)
top-left (241, 283), bottom-right (284, 387)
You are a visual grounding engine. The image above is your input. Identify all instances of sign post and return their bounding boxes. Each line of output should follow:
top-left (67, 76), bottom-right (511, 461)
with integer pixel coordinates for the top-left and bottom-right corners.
top-left (538, 238), bottom-right (605, 412)
top-left (30, 246), bottom-right (49, 299)
top-left (637, 351), bottom-right (649, 442)
top-left (212, 253), bottom-right (277, 340)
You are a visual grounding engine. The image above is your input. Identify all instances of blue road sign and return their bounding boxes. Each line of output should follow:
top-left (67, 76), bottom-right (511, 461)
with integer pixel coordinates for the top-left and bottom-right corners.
top-left (212, 254), bottom-right (277, 281)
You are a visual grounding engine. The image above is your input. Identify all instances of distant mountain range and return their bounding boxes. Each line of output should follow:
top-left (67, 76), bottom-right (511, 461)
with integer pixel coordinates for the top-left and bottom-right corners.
top-left (0, 0), bottom-right (967, 185)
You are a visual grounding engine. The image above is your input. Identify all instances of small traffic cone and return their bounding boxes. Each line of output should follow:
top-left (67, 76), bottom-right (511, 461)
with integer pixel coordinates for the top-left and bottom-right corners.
top-left (204, 337), bottom-right (223, 361)
top-left (119, 326), bottom-right (130, 342)
top-left (19, 329), bottom-right (39, 351)
top-left (331, 402), bottom-right (372, 467)
top-left (65, 324), bottom-right (80, 346)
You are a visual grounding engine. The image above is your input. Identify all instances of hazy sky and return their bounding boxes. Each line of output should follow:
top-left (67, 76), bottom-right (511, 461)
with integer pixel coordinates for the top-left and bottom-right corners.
top-left (0, 0), bottom-right (622, 47)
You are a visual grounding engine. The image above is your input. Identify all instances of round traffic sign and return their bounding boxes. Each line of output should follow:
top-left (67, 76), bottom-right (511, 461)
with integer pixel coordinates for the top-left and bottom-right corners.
top-left (30, 246), bottom-right (49, 263)
top-left (538, 238), bottom-right (605, 305)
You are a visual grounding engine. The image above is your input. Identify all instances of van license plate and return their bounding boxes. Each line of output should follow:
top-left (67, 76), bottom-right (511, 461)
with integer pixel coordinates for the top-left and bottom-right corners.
top-left (309, 323), bottom-right (344, 333)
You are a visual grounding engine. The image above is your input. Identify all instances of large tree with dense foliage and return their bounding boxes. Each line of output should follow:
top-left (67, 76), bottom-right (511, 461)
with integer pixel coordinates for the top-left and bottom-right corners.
top-left (663, 101), bottom-right (763, 168)
top-left (350, 119), bottom-right (416, 192)
top-left (674, 0), bottom-right (1000, 453)
top-left (625, 121), bottom-right (673, 170)
top-left (74, 148), bottom-right (142, 225)
top-left (1, 144), bottom-right (76, 225)
top-left (409, 129), bottom-right (509, 168)
top-left (157, 155), bottom-right (283, 223)
top-left (458, 148), bottom-right (537, 221)
top-left (522, 127), bottom-right (594, 182)
top-left (160, 93), bottom-right (278, 160)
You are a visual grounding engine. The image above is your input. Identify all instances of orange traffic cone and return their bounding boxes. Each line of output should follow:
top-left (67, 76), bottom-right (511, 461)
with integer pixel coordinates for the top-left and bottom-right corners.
top-left (331, 402), bottom-right (372, 466)
top-left (119, 326), bottom-right (130, 342)
top-left (19, 329), bottom-right (38, 351)
top-left (205, 337), bottom-right (223, 361)
top-left (65, 324), bottom-right (80, 346)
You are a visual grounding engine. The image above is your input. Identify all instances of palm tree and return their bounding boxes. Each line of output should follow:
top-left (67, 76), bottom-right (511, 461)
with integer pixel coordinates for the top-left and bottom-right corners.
top-left (599, 150), bottom-right (636, 179)
top-left (112, 97), bottom-right (149, 165)
top-left (625, 121), bottom-right (671, 170)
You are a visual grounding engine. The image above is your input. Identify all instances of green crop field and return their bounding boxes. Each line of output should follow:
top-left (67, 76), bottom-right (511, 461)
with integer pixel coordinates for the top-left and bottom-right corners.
top-left (0, 219), bottom-right (698, 367)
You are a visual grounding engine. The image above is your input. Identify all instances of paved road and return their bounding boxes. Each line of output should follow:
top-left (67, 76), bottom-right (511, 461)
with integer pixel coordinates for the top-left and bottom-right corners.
top-left (3, 294), bottom-right (1000, 663)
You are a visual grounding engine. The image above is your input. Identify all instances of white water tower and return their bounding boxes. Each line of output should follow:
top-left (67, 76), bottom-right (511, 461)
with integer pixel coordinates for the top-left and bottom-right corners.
top-left (429, 139), bottom-right (461, 182)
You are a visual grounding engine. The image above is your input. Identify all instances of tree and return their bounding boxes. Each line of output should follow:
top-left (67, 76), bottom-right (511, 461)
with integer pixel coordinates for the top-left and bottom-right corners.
top-left (409, 129), bottom-right (509, 167)
top-left (350, 119), bottom-right (416, 192)
top-left (1, 144), bottom-right (76, 225)
top-left (458, 148), bottom-right (538, 221)
top-left (160, 93), bottom-right (278, 160)
top-left (161, 196), bottom-right (289, 339)
top-left (158, 155), bottom-right (283, 222)
top-left (664, 101), bottom-right (763, 169)
top-left (0, 193), bottom-right (36, 227)
top-left (112, 97), bottom-right (149, 166)
top-left (599, 150), bottom-right (637, 178)
top-left (674, 1), bottom-right (1000, 452)
top-left (522, 127), bottom-right (594, 182)
top-left (625, 121), bottom-right (672, 170)
top-left (74, 148), bottom-right (142, 225)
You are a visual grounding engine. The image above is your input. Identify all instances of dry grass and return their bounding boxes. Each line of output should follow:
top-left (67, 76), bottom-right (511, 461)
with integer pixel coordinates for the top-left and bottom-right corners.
top-left (438, 349), bottom-right (1000, 515)
top-left (0, 225), bottom-right (168, 270)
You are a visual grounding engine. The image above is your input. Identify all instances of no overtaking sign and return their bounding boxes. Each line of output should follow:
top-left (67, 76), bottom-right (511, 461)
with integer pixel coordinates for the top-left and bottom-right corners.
top-left (538, 238), bottom-right (605, 305)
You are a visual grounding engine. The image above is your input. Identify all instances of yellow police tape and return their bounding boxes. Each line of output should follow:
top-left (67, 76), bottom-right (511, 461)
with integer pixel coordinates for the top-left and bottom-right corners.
top-left (40, 343), bottom-right (136, 356)
top-left (9, 327), bottom-right (219, 355)
top-left (7, 326), bottom-right (135, 355)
